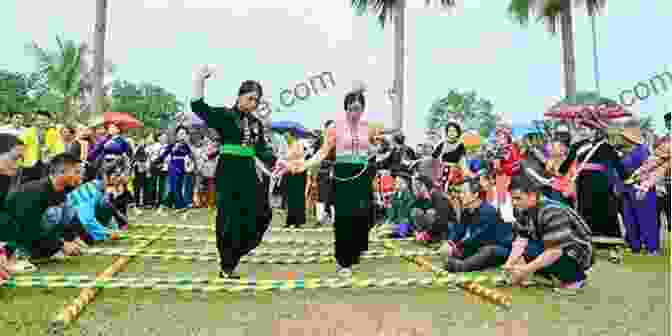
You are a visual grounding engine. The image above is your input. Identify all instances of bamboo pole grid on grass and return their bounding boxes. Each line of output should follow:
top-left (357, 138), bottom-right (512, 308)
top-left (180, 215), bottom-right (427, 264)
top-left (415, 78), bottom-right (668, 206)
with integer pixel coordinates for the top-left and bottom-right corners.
top-left (122, 233), bottom-right (414, 245)
top-left (2, 211), bottom-right (511, 330)
top-left (80, 246), bottom-right (441, 264)
top-left (48, 228), bottom-right (170, 330)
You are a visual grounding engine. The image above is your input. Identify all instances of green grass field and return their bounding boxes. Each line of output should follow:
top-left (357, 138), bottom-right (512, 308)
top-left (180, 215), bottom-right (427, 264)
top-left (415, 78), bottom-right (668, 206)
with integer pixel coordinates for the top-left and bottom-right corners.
top-left (1, 208), bottom-right (669, 336)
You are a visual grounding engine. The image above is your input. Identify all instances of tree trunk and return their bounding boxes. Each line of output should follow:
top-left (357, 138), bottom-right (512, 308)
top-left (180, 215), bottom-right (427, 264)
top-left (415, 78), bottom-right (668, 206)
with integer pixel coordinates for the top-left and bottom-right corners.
top-left (393, 0), bottom-right (406, 131)
top-left (92, 0), bottom-right (108, 122)
top-left (560, 2), bottom-right (576, 100)
top-left (62, 96), bottom-right (72, 123)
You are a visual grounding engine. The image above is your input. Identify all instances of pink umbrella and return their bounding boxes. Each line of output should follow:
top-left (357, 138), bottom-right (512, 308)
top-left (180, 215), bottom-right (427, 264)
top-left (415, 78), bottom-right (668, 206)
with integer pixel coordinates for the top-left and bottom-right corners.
top-left (545, 104), bottom-right (631, 129)
top-left (104, 112), bottom-right (143, 129)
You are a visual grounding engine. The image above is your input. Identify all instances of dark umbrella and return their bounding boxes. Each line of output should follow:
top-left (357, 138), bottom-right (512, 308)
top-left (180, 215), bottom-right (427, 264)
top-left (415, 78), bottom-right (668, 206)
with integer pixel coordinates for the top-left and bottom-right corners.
top-left (271, 120), bottom-right (314, 138)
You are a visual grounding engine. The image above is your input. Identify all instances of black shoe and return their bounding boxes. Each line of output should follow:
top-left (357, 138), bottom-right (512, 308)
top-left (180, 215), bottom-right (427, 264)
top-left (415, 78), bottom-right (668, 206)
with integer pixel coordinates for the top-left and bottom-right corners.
top-left (219, 271), bottom-right (241, 279)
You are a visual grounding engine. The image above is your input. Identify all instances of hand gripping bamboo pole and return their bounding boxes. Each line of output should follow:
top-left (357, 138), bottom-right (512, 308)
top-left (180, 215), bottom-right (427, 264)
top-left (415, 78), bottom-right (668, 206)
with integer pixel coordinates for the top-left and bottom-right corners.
top-left (383, 240), bottom-right (512, 309)
top-left (49, 228), bottom-right (169, 330)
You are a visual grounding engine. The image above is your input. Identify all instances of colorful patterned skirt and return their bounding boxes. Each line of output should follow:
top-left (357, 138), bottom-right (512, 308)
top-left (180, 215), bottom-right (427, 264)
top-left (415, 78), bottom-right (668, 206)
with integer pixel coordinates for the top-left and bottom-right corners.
top-left (373, 170), bottom-right (395, 209)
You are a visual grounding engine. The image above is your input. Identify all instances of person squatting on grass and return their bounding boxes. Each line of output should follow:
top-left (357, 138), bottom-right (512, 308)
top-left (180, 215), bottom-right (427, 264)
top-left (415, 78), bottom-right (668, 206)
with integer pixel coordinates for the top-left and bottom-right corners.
top-left (0, 134), bottom-right (25, 281)
top-left (1, 152), bottom-right (88, 275)
top-left (439, 177), bottom-right (515, 273)
top-left (504, 174), bottom-right (594, 292)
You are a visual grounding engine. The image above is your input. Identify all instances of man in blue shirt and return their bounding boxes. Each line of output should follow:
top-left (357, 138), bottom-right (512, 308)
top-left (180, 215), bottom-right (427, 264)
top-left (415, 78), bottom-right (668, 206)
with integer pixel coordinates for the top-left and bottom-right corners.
top-left (441, 177), bottom-right (514, 272)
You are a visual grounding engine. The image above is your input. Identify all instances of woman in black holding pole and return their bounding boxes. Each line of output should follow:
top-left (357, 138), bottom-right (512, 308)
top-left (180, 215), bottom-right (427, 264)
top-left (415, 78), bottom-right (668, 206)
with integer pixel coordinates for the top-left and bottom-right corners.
top-left (190, 65), bottom-right (286, 279)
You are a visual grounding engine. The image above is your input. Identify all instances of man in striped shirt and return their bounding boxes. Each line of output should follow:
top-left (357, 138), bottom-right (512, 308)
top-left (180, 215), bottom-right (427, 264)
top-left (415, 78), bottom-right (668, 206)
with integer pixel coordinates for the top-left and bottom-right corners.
top-left (504, 174), bottom-right (593, 292)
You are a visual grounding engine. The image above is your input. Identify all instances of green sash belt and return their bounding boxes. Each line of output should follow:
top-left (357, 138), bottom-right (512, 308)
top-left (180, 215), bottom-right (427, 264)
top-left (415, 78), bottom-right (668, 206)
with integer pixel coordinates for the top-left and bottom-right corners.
top-left (335, 153), bottom-right (368, 165)
top-left (219, 144), bottom-right (255, 157)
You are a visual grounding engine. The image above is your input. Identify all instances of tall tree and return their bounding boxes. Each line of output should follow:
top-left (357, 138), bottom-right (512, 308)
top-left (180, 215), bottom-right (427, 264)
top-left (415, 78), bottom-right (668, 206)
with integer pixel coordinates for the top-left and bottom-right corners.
top-left (351, 0), bottom-right (456, 131)
top-left (93, 0), bottom-right (109, 121)
top-left (78, 43), bottom-right (115, 121)
top-left (507, 0), bottom-right (606, 100)
top-left (426, 89), bottom-right (496, 138)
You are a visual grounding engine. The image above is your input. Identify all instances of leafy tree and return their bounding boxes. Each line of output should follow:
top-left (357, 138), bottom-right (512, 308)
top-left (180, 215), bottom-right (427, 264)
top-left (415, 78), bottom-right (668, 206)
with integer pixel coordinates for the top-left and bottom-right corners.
top-left (110, 80), bottom-right (182, 134)
top-left (25, 37), bottom-right (84, 122)
top-left (426, 89), bottom-right (496, 138)
top-left (0, 70), bottom-right (50, 118)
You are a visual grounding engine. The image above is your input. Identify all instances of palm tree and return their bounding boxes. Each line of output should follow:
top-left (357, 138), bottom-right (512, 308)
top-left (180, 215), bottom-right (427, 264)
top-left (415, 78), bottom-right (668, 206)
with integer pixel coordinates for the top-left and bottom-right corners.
top-left (351, 0), bottom-right (456, 131)
top-left (92, 0), bottom-right (109, 121)
top-left (26, 38), bottom-right (115, 123)
top-left (26, 37), bottom-right (84, 122)
top-left (507, 0), bottom-right (606, 100)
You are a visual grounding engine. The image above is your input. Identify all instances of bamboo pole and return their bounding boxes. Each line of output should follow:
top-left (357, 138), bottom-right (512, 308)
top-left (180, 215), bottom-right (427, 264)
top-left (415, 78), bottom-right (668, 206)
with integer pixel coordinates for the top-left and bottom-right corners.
top-left (382, 240), bottom-right (512, 309)
top-left (49, 229), bottom-right (169, 330)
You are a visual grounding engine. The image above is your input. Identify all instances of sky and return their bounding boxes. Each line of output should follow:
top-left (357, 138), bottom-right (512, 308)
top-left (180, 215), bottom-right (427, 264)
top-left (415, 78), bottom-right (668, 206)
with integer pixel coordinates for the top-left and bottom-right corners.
top-left (1, 0), bottom-right (670, 144)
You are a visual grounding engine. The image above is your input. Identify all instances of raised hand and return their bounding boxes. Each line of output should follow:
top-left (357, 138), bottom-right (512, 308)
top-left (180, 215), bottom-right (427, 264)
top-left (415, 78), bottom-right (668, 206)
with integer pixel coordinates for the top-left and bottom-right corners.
top-left (272, 159), bottom-right (289, 177)
top-left (195, 64), bottom-right (216, 81)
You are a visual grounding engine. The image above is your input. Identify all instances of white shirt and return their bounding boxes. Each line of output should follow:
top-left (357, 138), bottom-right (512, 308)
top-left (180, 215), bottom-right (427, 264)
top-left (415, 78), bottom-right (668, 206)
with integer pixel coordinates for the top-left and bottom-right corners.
top-left (0, 125), bottom-right (24, 137)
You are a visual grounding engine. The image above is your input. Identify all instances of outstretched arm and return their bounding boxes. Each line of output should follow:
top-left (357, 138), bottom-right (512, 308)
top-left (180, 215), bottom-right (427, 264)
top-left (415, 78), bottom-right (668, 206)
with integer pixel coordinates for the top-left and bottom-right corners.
top-left (190, 65), bottom-right (232, 129)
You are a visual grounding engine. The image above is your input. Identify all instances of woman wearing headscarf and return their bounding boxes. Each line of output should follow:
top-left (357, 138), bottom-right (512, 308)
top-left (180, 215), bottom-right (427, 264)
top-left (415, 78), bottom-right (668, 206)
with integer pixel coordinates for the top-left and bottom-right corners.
top-left (190, 65), bottom-right (287, 279)
top-left (558, 112), bottom-right (626, 239)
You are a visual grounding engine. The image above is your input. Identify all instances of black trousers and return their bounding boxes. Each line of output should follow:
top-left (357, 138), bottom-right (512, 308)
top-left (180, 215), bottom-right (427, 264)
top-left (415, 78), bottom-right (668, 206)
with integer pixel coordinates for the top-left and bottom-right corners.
top-left (334, 213), bottom-right (371, 268)
top-left (21, 161), bottom-right (48, 184)
top-left (285, 173), bottom-right (307, 227)
top-left (133, 172), bottom-right (148, 206)
top-left (217, 176), bottom-right (272, 273)
top-left (658, 190), bottom-right (671, 231)
top-left (29, 221), bottom-right (86, 259)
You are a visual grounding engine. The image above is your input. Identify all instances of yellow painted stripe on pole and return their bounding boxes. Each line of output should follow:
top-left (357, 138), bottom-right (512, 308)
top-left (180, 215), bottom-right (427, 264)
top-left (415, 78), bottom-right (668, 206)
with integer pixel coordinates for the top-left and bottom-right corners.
top-left (49, 228), bottom-right (170, 330)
